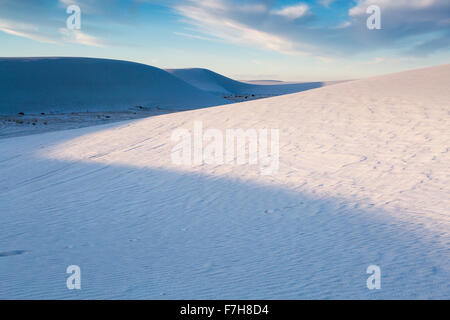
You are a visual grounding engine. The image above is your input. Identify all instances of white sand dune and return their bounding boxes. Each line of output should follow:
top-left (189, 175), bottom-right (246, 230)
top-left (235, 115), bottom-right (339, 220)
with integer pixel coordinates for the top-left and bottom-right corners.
top-left (0, 58), bottom-right (340, 139)
top-left (0, 58), bottom-right (329, 117)
top-left (0, 57), bottom-right (226, 115)
top-left (166, 67), bottom-right (325, 95)
top-left (0, 65), bottom-right (448, 299)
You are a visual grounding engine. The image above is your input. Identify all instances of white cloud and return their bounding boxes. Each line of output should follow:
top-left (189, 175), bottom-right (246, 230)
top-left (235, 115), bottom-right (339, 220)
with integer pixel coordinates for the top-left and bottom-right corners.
top-left (347, 0), bottom-right (450, 56)
top-left (349, 0), bottom-right (440, 16)
top-left (334, 21), bottom-right (352, 29)
top-left (0, 17), bottom-right (105, 47)
top-left (0, 19), bottom-right (57, 43)
top-left (0, 8), bottom-right (105, 48)
top-left (59, 28), bottom-right (105, 47)
top-left (175, 1), bottom-right (305, 55)
top-left (271, 4), bottom-right (309, 20)
top-left (168, 0), bottom-right (450, 57)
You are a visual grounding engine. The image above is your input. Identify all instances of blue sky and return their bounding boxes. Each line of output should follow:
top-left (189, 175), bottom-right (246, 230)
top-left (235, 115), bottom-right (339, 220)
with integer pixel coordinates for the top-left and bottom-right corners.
top-left (0, 0), bottom-right (449, 80)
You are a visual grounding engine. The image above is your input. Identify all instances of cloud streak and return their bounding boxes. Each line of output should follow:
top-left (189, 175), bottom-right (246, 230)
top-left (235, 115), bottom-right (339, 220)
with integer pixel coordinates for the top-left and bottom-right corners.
top-left (0, 18), bottom-right (58, 44)
top-left (170, 0), bottom-right (450, 57)
top-left (0, 1), bottom-right (107, 47)
top-left (348, 0), bottom-right (450, 56)
top-left (59, 28), bottom-right (105, 47)
top-left (174, 0), bottom-right (308, 55)
top-left (0, 0), bottom-right (449, 59)
top-left (0, 17), bottom-right (105, 47)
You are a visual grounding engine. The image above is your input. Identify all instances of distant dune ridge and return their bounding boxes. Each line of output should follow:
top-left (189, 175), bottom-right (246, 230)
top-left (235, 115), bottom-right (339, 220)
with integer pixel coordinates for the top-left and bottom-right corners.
top-left (0, 57), bottom-right (326, 115)
top-left (165, 67), bottom-right (324, 95)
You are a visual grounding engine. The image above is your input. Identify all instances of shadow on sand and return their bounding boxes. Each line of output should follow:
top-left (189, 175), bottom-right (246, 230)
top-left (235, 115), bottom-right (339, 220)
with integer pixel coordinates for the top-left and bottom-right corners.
top-left (0, 128), bottom-right (448, 300)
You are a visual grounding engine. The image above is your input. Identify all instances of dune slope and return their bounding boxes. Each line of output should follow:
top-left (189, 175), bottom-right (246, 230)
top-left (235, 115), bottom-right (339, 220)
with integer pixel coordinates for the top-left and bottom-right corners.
top-left (0, 65), bottom-right (449, 299)
top-left (166, 67), bottom-right (325, 95)
top-left (0, 57), bottom-right (226, 114)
